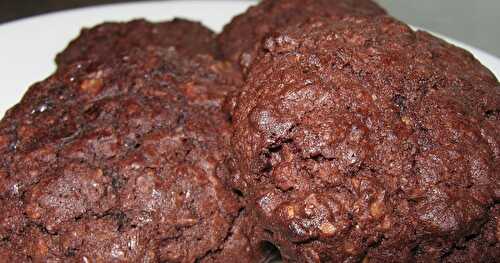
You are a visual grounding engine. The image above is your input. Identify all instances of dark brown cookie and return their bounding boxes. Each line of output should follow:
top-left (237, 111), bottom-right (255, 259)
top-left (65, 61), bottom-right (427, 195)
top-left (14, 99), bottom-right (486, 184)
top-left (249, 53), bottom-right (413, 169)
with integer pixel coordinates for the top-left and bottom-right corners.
top-left (0, 47), bottom-right (269, 262)
top-left (217, 0), bottom-right (386, 70)
top-left (56, 18), bottom-right (218, 68)
top-left (232, 15), bottom-right (500, 262)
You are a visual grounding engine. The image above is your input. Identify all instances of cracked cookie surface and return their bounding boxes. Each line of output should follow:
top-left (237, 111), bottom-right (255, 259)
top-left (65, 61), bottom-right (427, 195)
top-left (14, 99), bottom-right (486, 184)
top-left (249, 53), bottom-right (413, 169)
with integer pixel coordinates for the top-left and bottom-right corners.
top-left (232, 15), bottom-right (500, 262)
top-left (217, 0), bottom-right (386, 70)
top-left (56, 18), bottom-right (218, 68)
top-left (0, 47), bottom-right (267, 263)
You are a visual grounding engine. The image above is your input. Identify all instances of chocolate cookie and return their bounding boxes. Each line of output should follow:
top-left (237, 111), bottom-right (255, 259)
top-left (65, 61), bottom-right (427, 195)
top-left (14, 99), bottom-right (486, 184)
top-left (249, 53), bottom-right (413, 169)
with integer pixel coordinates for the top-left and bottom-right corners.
top-left (217, 0), bottom-right (386, 69)
top-left (56, 18), bottom-right (218, 68)
top-left (232, 15), bottom-right (500, 262)
top-left (0, 47), bottom-right (268, 262)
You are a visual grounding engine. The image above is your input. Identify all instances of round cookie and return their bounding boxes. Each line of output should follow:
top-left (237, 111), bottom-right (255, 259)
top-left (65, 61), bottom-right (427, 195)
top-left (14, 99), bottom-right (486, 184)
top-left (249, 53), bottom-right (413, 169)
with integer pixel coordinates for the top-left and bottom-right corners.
top-left (232, 15), bottom-right (500, 262)
top-left (56, 18), bottom-right (218, 68)
top-left (217, 0), bottom-right (386, 70)
top-left (0, 47), bottom-right (268, 262)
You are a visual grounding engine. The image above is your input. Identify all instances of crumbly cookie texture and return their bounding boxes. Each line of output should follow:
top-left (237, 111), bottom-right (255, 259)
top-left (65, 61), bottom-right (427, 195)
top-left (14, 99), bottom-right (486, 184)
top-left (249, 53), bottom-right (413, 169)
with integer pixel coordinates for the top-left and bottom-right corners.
top-left (0, 47), bottom-right (267, 263)
top-left (56, 18), bottom-right (218, 68)
top-left (217, 0), bottom-right (386, 70)
top-left (232, 15), bottom-right (500, 262)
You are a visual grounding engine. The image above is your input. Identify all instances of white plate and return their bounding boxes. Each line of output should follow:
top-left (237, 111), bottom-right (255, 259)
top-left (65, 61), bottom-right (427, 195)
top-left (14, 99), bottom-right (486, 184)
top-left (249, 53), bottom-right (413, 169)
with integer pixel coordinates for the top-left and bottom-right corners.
top-left (0, 0), bottom-right (499, 118)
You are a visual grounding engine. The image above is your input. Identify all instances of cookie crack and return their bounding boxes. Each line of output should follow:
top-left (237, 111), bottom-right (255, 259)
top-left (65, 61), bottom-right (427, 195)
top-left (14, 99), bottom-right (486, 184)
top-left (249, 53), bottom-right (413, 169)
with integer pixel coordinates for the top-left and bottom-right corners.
top-left (194, 208), bottom-right (244, 263)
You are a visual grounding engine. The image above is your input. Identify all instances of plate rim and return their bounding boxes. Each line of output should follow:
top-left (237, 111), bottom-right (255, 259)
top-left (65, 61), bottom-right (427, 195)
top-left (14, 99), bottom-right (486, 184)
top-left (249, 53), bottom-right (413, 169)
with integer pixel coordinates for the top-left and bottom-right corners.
top-left (1, 0), bottom-right (498, 62)
top-left (0, 0), bottom-right (252, 29)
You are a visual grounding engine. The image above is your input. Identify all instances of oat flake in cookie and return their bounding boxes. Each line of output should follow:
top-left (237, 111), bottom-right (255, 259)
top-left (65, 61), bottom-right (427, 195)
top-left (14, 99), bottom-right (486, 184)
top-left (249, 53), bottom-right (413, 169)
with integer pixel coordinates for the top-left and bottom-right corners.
top-left (0, 47), bottom-right (268, 262)
top-left (217, 0), bottom-right (386, 70)
top-left (56, 18), bottom-right (218, 68)
top-left (232, 15), bottom-right (500, 262)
